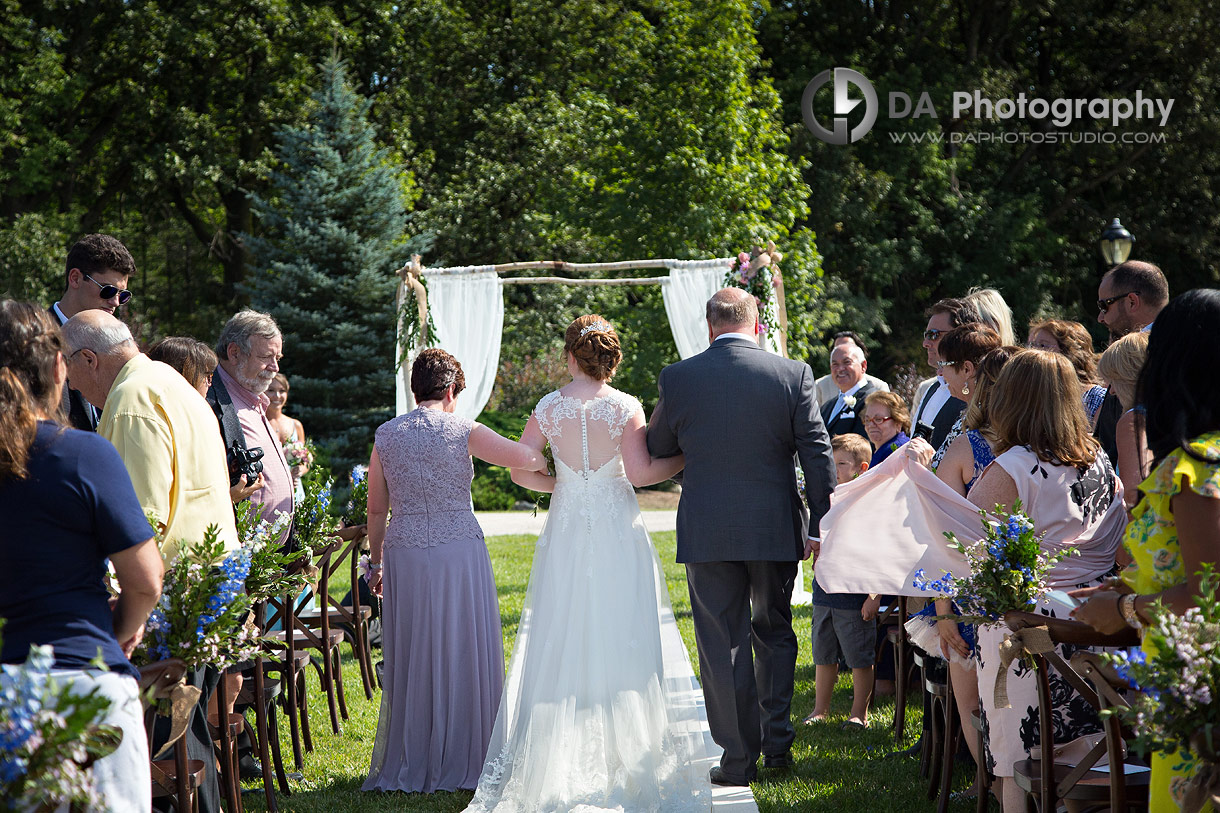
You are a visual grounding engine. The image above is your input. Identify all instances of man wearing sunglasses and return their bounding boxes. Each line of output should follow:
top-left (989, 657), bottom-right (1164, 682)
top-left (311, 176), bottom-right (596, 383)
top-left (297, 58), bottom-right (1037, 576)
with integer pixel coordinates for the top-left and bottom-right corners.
top-left (49, 234), bottom-right (135, 431)
top-left (1093, 260), bottom-right (1169, 469)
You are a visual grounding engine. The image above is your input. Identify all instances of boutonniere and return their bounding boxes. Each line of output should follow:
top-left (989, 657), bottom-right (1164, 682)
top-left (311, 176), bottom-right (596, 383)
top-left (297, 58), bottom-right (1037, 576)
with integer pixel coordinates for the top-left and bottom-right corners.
top-left (843, 395), bottom-right (857, 410)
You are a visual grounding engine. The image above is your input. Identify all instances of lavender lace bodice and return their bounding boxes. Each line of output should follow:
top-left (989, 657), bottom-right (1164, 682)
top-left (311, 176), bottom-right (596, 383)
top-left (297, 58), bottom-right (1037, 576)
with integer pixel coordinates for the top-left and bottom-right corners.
top-left (375, 407), bottom-right (482, 549)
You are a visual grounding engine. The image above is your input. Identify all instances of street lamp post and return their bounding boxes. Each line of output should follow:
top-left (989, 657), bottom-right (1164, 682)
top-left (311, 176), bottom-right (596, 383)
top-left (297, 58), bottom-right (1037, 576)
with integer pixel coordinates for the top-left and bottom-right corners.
top-left (1099, 217), bottom-right (1135, 266)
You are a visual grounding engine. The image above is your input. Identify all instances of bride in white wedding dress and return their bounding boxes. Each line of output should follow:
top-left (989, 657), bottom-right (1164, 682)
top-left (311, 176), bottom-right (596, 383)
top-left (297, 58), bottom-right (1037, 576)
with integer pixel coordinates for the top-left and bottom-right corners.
top-left (464, 315), bottom-right (715, 813)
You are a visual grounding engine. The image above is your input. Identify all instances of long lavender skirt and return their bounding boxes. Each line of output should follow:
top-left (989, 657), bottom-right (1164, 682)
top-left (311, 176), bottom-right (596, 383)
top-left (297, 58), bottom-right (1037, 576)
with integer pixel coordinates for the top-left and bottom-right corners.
top-left (363, 535), bottom-right (504, 793)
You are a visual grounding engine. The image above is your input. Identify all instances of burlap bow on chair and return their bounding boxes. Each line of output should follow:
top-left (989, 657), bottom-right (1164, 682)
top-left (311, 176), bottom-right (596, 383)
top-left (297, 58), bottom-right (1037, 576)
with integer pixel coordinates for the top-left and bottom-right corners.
top-left (993, 625), bottom-right (1055, 709)
top-left (152, 680), bottom-right (202, 760)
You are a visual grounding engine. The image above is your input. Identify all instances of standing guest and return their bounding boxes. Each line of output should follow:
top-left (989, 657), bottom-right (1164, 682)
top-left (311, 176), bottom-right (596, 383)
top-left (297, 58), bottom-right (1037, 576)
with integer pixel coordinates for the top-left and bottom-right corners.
top-left (1072, 290), bottom-right (1220, 811)
top-left (964, 287), bottom-right (1016, 346)
top-left (814, 332), bottom-right (890, 408)
top-left (207, 310), bottom-right (294, 547)
top-left (61, 311), bottom-right (238, 561)
top-left (807, 434), bottom-right (877, 729)
top-left (1027, 319), bottom-right (1108, 426)
top-left (912, 298), bottom-right (981, 450)
top-left (964, 350), bottom-right (1125, 813)
top-left (61, 311), bottom-right (236, 813)
top-left (0, 301), bottom-right (162, 813)
top-left (150, 336), bottom-right (262, 506)
top-left (149, 336), bottom-right (218, 397)
top-left (48, 234), bottom-right (135, 431)
top-left (905, 345), bottom-right (1016, 779)
top-left (647, 287), bottom-right (836, 785)
top-left (1094, 260), bottom-right (1170, 465)
top-left (927, 323), bottom-right (1002, 468)
top-left (862, 391), bottom-right (910, 467)
top-left (266, 373), bottom-right (308, 501)
top-left (363, 348), bottom-right (548, 793)
top-left (1097, 332), bottom-right (1152, 513)
top-left (821, 343), bottom-right (879, 441)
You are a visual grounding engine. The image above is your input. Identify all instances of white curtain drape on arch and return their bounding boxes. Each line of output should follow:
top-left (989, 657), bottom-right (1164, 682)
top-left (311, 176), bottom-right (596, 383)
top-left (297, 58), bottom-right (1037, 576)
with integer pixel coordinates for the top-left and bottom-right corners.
top-left (394, 268), bottom-right (503, 421)
top-left (661, 260), bottom-right (782, 359)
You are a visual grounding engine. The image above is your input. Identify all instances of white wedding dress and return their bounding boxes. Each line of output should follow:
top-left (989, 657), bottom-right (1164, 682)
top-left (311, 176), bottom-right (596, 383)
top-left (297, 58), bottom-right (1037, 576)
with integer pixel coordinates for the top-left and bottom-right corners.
top-left (465, 388), bottom-right (714, 813)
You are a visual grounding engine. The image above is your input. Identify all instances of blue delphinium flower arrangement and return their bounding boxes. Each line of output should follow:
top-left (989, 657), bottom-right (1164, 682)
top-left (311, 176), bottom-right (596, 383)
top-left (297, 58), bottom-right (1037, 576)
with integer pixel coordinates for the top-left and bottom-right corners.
top-left (912, 501), bottom-right (1076, 626)
top-left (1105, 566), bottom-right (1220, 799)
top-left (295, 474), bottom-right (341, 560)
top-left (235, 501), bottom-right (309, 603)
top-left (137, 524), bottom-right (259, 671)
top-left (0, 638), bottom-right (120, 810)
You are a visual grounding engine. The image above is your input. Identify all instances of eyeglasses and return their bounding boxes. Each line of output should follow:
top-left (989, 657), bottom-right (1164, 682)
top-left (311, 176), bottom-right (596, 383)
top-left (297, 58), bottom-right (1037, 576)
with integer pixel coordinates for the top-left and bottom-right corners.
top-left (1097, 291), bottom-right (1135, 314)
top-left (83, 273), bottom-right (133, 305)
top-left (923, 329), bottom-right (945, 342)
top-left (1027, 341), bottom-right (1058, 351)
top-left (863, 415), bottom-right (893, 425)
top-left (935, 360), bottom-right (956, 369)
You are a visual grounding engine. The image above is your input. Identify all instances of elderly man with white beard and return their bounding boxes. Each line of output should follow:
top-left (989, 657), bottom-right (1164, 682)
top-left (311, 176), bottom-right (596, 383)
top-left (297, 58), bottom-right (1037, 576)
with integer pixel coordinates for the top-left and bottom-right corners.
top-left (207, 310), bottom-right (294, 549)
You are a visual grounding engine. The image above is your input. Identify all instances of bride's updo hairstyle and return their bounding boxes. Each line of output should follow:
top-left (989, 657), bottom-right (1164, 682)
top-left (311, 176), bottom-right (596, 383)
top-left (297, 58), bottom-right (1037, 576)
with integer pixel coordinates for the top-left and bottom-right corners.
top-left (411, 347), bottom-right (466, 402)
top-left (564, 314), bottom-right (622, 381)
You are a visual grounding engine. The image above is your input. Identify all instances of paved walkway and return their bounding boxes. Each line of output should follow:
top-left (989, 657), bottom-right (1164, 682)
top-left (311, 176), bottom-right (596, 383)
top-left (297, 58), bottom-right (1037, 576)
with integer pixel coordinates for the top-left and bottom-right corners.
top-left (476, 507), bottom-right (760, 812)
top-left (476, 509), bottom-right (678, 536)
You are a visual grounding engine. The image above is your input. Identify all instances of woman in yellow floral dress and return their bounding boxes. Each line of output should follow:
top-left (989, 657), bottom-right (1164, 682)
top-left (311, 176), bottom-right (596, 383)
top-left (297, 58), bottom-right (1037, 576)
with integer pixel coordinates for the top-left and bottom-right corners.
top-left (1073, 289), bottom-right (1220, 812)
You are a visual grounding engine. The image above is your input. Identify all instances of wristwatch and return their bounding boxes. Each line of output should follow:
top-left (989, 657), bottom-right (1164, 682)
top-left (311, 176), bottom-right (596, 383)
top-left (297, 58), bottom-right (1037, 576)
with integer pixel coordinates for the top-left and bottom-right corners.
top-left (1119, 593), bottom-right (1142, 629)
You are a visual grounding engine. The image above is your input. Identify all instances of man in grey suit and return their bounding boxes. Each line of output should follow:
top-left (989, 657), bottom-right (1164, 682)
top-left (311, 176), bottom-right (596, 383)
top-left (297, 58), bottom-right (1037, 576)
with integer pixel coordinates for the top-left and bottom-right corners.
top-left (647, 287), bottom-right (836, 786)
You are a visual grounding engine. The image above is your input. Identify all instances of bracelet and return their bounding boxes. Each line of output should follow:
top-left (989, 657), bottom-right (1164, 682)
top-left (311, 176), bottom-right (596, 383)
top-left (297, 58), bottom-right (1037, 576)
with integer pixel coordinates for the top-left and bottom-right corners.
top-left (1119, 592), bottom-right (1142, 628)
top-left (368, 562), bottom-right (383, 571)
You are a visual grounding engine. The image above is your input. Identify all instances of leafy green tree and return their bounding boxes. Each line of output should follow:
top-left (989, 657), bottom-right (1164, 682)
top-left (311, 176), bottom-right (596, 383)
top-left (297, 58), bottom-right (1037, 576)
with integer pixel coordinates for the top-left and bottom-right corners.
top-left (244, 54), bottom-right (413, 471)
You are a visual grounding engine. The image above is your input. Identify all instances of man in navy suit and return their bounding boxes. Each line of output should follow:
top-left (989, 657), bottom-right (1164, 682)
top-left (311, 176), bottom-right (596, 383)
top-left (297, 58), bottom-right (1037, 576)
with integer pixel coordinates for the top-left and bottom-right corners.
top-left (819, 343), bottom-right (877, 443)
top-left (911, 298), bottom-right (978, 450)
top-left (49, 234), bottom-right (135, 431)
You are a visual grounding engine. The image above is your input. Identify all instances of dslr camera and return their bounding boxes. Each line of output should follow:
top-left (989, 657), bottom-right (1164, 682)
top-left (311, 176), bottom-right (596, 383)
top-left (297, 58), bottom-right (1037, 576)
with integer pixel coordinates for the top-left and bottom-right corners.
top-left (227, 443), bottom-right (265, 487)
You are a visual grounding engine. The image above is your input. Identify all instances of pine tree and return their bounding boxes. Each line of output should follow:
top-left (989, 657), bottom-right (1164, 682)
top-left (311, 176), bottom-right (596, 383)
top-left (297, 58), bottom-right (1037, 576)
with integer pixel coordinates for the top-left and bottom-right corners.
top-left (244, 54), bottom-right (411, 472)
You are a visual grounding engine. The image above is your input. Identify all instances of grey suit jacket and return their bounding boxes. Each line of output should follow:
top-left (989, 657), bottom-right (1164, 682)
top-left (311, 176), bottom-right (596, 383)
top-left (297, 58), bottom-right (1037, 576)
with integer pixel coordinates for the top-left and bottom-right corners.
top-left (647, 337), bottom-right (836, 564)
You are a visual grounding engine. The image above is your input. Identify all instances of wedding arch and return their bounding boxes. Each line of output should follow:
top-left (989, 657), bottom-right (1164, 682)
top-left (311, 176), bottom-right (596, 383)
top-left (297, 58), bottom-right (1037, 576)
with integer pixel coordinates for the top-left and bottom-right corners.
top-left (392, 248), bottom-right (790, 420)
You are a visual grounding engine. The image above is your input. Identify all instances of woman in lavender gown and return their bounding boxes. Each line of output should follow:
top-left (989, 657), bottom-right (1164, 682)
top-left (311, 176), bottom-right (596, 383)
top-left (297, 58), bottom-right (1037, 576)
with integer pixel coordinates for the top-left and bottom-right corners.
top-left (362, 348), bottom-right (548, 793)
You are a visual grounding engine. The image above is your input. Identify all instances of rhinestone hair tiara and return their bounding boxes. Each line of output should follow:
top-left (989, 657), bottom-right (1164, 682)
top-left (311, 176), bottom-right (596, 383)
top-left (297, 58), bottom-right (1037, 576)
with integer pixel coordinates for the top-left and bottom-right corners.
top-left (578, 322), bottom-right (612, 338)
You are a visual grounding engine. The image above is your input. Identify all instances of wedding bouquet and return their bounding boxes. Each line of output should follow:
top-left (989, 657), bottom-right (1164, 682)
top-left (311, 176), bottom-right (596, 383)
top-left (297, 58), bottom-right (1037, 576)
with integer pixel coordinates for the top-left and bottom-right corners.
top-left (724, 247), bottom-right (780, 337)
top-left (235, 501), bottom-right (309, 604)
top-left (135, 525), bottom-right (260, 672)
top-left (1106, 567), bottom-right (1220, 810)
top-left (912, 501), bottom-right (1077, 626)
top-left (0, 639), bottom-right (121, 810)
top-left (283, 439), bottom-right (314, 469)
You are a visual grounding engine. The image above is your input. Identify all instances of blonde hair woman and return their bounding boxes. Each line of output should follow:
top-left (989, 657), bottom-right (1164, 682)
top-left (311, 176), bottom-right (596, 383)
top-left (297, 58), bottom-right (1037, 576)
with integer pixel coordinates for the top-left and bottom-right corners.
top-left (1099, 331), bottom-right (1151, 511)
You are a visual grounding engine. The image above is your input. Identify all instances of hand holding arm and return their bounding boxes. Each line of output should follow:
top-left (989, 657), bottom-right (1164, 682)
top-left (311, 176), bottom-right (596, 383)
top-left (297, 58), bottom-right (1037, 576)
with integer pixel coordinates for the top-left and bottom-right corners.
top-left (504, 414), bottom-right (556, 493)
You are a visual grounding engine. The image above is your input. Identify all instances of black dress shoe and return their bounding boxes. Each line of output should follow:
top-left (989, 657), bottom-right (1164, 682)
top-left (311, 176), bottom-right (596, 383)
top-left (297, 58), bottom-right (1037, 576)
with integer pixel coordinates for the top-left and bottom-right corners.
top-left (762, 752), bottom-right (792, 769)
top-left (709, 766), bottom-right (753, 787)
top-left (238, 755), bottom-right (264, 780)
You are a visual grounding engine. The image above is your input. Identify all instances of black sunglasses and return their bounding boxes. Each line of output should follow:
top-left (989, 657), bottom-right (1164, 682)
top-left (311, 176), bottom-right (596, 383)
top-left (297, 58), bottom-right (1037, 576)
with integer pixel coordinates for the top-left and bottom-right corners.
top-left (83, 273), bottom-right (133, 305)
top-left (1097, 291), bottom-right (1135, 314)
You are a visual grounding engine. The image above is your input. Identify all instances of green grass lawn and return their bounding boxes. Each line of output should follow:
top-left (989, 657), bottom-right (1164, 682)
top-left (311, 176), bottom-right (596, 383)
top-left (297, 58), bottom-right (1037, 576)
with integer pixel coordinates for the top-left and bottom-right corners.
top-left (241, 532), bottom-right (965, 812)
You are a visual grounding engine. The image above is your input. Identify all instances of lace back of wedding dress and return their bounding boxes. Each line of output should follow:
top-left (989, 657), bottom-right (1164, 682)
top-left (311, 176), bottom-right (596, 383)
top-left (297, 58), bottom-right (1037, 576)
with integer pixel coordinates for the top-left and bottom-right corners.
top-left (464, 389), bottom-right (714, 813)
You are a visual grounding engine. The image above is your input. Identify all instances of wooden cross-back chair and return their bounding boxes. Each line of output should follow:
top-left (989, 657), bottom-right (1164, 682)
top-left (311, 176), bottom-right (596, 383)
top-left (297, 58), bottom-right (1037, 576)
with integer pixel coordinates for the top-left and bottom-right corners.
top-left (1003, 611), bottom-right (1150, 813)
top-left (139, 658), bottom-right (205, 813)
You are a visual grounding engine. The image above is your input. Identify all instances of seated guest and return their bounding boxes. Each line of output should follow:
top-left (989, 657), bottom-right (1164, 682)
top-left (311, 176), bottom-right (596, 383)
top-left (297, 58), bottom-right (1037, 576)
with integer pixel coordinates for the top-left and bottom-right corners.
top-left (968, 350), bottom-right (1125, 812)
top-left (1097, 331), bottom-right (1151, 513)
top-left (0, 301), bottom-right (162, 813)
top-left (821, 343), bottom-right (879, 441)
top-left (1027, 318), bottom-right (1108, 427)
top-left (928, 323), bottom-right (1002, 467)
top-left (862, 391), bottom-right (910, 467)
top-left (815, 332), bottom-right (890, 407)
top-left (1072, 290), bottom-right (1220, 808)
top-left (808, 433), bottom-right (877, 728)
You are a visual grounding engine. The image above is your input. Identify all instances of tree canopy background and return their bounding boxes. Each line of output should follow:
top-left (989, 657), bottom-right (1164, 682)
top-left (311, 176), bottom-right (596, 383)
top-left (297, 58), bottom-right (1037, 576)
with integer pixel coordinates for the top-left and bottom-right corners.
top-left (3, 0), bottom-right (1216, 464)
